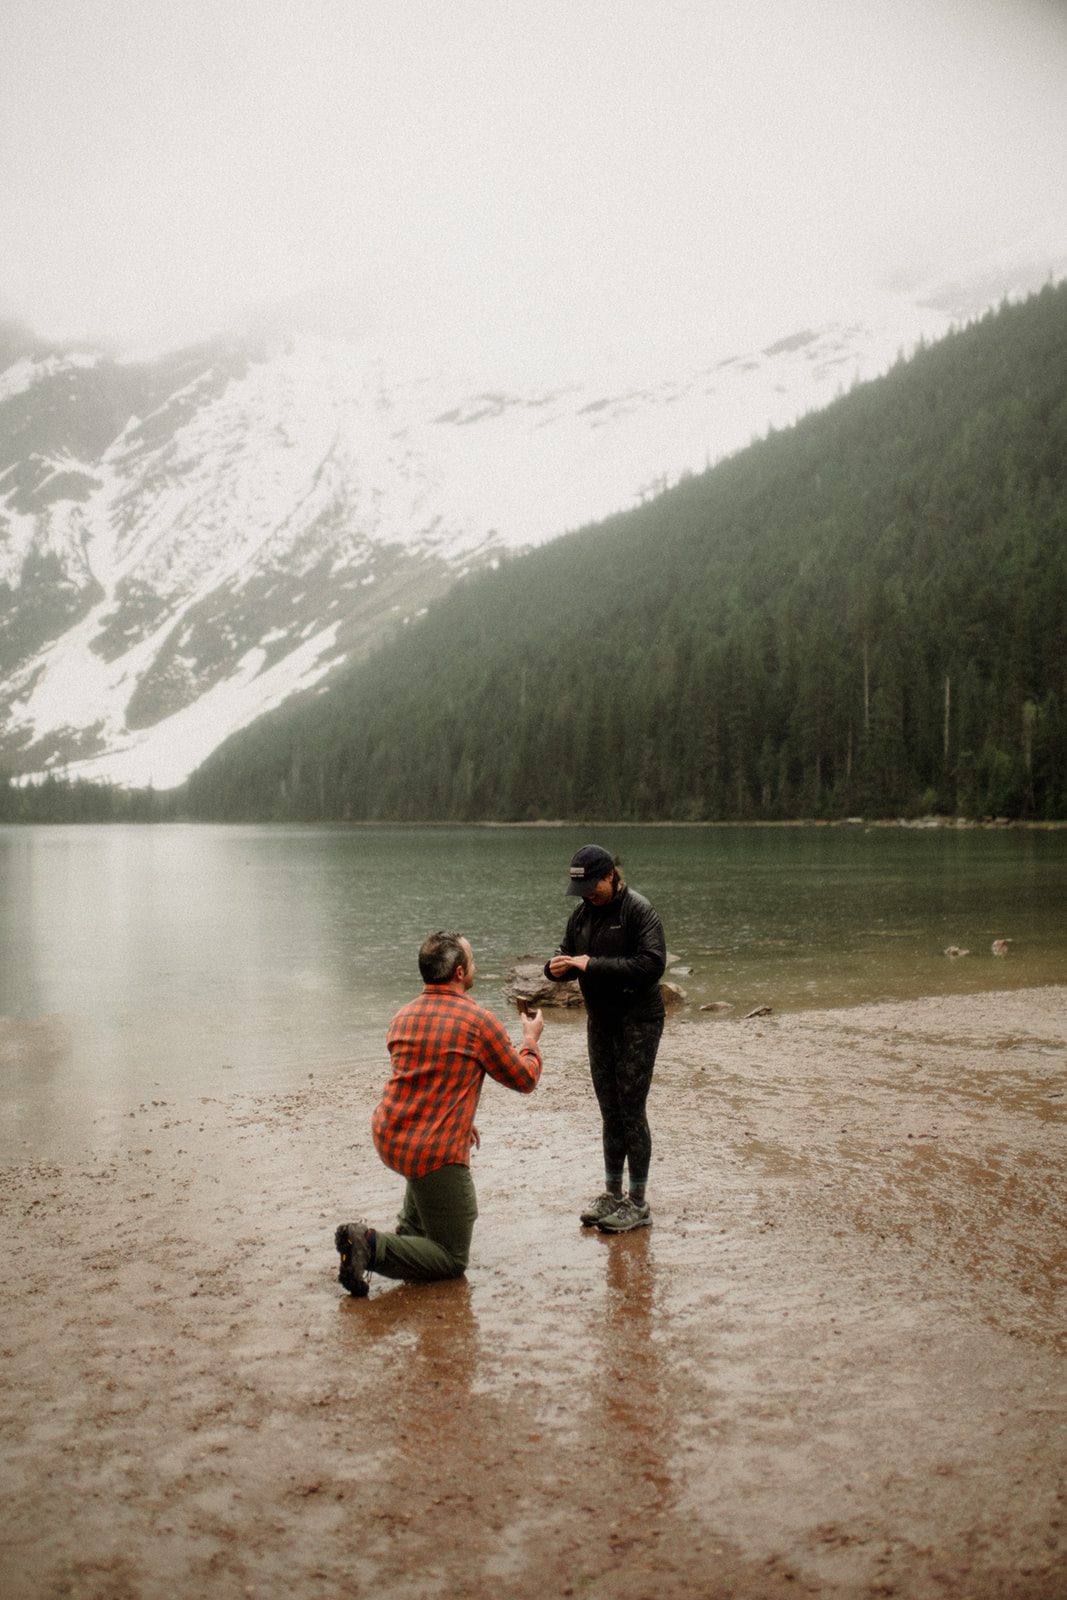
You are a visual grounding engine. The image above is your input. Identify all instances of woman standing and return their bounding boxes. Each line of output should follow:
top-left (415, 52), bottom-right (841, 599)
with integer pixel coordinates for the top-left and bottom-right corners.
top-left (545, 844), bottom-right (666, 1232)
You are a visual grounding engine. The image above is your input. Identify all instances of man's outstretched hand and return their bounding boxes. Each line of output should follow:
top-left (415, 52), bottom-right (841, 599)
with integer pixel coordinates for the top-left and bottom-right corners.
top-left (522, 1008), bottom-right (544, 1046)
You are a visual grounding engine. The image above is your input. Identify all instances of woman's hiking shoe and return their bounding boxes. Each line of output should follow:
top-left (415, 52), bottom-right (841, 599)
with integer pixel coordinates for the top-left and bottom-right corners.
top-left (335, 1221), bottom-right (372, 1297)
top-left (580, 1192), bottom-right (625, 1227)
top-left (596, 1197), bottom-right (652, 1233)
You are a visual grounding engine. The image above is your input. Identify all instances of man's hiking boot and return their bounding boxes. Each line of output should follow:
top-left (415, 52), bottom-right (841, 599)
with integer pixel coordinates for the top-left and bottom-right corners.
top-left (580, 1192), bottom-right (624, 1227)
top-left (335, 1221), bottom-right (373, 1296)
top-left (596, 1196), bottom-right (652, 1233)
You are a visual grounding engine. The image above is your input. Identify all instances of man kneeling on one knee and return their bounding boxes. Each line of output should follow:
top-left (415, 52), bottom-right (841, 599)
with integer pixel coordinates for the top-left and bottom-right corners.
top-left (336, 930), bottom-right (543, 1295)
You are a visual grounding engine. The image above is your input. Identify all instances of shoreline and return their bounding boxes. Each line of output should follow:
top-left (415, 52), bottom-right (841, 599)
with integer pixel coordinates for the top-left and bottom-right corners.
top-left (4, 814), bottom-right (1067, 830)
top-left (481, 816), bottom-right (1067, 830)
top-left (2, 985), bottom-right (1064, 1598)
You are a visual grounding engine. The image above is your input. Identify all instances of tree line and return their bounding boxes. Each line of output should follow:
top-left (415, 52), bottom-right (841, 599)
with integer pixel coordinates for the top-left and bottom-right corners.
top-left (0, 773), bottom-right (177, 824)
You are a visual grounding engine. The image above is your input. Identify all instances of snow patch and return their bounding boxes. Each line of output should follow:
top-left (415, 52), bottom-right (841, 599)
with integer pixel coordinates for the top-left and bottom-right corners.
top-left (35, 621), bottom-right (344, 790)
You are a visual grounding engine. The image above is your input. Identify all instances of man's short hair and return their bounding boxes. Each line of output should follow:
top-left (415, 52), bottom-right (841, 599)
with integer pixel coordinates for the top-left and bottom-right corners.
top-left (418, 931), bottom-right (468, 985)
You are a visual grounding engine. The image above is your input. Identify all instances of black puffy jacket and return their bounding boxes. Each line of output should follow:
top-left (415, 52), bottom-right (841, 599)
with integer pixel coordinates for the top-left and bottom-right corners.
top-left (544, 885), bottom-right (666, 1017)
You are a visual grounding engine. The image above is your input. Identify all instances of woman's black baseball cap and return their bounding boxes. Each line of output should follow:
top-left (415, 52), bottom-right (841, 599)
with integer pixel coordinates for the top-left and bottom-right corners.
top-left (566, 844), bottom-right (615, 896)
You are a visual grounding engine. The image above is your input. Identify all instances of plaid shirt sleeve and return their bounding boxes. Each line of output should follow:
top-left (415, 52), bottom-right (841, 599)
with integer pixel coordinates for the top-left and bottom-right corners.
top-left (371, 987), bottom-right (542, 1179)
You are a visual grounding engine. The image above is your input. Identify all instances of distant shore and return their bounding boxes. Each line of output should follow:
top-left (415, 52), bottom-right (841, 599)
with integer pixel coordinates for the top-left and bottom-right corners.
top-left (4, 807), bottom-right (1067, 829)
top-left (479, 814), bottom-right (1067, 830)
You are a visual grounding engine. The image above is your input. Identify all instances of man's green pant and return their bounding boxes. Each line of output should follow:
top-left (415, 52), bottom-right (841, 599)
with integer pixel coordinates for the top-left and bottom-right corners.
top-left (372, 1163), bottom-right (478, 1281)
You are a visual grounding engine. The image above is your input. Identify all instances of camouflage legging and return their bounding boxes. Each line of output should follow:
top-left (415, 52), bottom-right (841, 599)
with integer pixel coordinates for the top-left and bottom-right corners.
top-left (586, 1001), bottom-right (665, 1188)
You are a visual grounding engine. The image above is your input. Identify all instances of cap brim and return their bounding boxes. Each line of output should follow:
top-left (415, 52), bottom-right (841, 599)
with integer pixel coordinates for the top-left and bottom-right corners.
top-left (566, 877), bottom-right (598, 896)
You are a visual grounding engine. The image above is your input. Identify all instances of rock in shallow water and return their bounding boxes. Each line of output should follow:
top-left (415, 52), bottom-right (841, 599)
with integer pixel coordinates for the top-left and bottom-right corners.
top-left (503, 959), bottom-right (689, 1011)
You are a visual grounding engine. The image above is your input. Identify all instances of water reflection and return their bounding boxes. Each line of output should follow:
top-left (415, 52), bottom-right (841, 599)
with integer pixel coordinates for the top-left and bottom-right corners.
top-left (335, 1277), bottom-right (490, 1574)
top-left (342, 1273), bottom-right (480, 1397)
top-left (590, 1231), bottom-right (675, 1514)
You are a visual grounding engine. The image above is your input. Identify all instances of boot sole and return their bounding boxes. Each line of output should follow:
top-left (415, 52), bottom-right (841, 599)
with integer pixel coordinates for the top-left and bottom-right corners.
top-left (335, 1223), bottom-right (371, 1297)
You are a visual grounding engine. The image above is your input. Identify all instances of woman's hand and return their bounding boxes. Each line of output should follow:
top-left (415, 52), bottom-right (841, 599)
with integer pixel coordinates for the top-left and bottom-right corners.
top-left (549, 953), bottom-right (589, 976)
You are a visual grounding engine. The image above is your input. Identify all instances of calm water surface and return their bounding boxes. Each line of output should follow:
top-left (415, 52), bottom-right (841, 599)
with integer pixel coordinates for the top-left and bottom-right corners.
top-left (1, 823), bottom-right (1064, 1157)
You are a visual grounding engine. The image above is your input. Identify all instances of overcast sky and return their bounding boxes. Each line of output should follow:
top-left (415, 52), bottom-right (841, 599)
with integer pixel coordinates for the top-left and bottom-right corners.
top-left (2, 0), bottom-right (1066, 370)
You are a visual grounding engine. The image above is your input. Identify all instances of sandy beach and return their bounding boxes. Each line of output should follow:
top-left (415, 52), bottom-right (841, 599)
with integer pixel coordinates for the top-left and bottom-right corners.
top-left (2, 986), bottom-right (1064, 1599)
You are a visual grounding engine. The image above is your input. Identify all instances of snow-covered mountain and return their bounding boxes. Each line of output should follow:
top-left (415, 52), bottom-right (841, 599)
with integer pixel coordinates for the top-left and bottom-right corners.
top-left (1, 260), bottom-right (1062, 789)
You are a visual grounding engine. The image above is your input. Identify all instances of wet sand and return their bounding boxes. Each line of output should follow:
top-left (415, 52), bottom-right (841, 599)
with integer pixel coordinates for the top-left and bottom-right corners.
top-left (2, 986), bottom-right (1064, 1599)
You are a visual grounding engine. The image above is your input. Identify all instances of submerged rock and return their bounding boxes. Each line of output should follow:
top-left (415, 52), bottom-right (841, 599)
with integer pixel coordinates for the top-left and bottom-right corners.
top-left (503, 959), bottom-right (688, 1012)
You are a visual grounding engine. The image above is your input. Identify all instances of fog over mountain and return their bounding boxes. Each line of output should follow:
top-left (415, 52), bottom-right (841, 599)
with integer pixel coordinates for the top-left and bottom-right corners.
top-left (3, 0), bottom-right (1065, 791)
top-left (0, 253), bottom-right (1063, 789)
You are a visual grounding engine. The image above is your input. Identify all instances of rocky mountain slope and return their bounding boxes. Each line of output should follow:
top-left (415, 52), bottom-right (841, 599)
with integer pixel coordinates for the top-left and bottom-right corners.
top-left (0, 265), bottom-right (1056, 789)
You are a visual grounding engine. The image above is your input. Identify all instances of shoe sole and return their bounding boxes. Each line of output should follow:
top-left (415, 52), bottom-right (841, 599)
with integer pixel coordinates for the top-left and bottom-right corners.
top-left (335, 1223), bottom-right (370, 1297)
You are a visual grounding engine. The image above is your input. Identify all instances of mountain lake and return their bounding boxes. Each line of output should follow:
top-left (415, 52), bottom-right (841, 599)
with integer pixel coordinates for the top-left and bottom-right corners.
top-left (1, 820), bottom-right (1064, 1160)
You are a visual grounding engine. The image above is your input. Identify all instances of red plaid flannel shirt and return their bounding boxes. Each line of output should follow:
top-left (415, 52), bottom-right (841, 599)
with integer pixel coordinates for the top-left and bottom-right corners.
top-left (372, 985), bottom-right (542, 1179)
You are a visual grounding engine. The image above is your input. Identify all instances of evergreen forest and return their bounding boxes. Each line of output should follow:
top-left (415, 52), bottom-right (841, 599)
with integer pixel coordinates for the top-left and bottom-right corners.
top-left (172, 285), bottom-right (1067, 822)
top-left (0, 774), bottom-right (175, 824)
